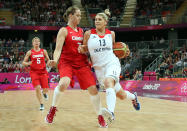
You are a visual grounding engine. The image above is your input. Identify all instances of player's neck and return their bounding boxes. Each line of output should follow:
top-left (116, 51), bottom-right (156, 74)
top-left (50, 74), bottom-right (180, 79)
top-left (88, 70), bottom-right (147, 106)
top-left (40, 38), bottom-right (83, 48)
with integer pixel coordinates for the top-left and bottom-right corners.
top-left (68, 23), bottom-right (78, 32)
top-left (96, 28), bottom-right (105, 36)
top-left (33, 47), bottom-right (40, 52)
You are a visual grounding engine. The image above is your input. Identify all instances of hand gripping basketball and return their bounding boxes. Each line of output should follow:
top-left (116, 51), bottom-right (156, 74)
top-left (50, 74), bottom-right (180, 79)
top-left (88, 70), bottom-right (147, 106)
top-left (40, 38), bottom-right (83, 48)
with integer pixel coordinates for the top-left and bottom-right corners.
top-left (113, 42), bottom-right (130, 59)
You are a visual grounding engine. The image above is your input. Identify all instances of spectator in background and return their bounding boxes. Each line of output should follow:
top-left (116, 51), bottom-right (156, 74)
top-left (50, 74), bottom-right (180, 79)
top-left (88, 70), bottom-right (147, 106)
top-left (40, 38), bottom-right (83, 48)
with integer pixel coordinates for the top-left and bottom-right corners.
top-left (14, 67), bottom-right (20, 73)
top-left (134, 69), bottom-right (142, 80)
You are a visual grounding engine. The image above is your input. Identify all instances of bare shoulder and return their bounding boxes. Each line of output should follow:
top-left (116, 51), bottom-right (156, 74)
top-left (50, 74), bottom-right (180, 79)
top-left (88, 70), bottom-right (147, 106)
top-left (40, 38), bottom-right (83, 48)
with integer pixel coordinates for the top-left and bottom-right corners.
top-left (111, 31), bottom-right (115, 35)
top-left (43, 49), bottom-right (48, 53)
top-left (111, 31), bottom-right (115, 39)
top-left (59, 27), bottom-right (67, 32)
top-left (27, 50), bottom-right (31, 55)
top-left (84, 30), bottom-right (91, 36)
top-left (58, 27), bottom-right (68, 36)
top-left (84, 30), bottom-right (91, 40)
top-left (24, 50), bottom-right (31, 58)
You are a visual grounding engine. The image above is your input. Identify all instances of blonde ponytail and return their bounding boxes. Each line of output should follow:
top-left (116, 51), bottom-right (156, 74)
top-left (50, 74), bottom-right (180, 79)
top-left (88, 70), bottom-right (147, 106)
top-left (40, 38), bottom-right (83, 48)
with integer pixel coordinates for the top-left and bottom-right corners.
top-left (104, 9), bottom-right (111, 18)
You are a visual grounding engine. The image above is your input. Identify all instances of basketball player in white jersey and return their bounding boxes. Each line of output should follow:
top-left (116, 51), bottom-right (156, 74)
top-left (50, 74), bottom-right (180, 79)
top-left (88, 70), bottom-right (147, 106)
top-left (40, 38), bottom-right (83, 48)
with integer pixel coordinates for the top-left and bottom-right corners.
top-left (78, 9), bottom-right (140, 125)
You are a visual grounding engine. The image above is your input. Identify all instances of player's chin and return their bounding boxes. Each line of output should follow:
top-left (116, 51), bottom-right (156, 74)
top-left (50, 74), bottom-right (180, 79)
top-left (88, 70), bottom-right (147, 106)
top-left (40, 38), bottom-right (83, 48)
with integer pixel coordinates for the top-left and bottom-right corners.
top-left (95, 25), bottom-right (101, 29)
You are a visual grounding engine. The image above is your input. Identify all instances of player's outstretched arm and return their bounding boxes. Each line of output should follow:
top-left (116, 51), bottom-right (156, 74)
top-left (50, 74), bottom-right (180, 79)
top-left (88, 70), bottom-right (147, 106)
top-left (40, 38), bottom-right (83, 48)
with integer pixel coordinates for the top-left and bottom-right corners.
top-left (22, 50), bottom-right (32, 66)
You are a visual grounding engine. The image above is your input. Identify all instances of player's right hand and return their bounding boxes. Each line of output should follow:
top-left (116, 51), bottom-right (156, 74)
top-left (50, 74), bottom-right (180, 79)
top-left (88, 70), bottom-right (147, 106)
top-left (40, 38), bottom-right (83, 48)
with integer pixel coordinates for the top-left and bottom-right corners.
top-left (28, 61), bottom-right (32, 66)
top-left (49, 60), bottom-right (57, 67)
top-left (78, 45), bottom-right (88, 54)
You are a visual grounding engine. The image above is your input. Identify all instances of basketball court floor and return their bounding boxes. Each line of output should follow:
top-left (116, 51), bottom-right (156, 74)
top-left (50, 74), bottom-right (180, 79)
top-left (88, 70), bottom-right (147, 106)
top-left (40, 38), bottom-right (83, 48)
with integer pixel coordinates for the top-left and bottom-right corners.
top-left (0, 90), bottom-right (187, 131)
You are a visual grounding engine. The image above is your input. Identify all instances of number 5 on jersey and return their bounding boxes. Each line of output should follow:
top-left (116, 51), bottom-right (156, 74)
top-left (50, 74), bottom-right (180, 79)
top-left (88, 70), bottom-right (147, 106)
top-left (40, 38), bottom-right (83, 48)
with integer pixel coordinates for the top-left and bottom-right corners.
top-left (37, 58), bottom-right (41, 64)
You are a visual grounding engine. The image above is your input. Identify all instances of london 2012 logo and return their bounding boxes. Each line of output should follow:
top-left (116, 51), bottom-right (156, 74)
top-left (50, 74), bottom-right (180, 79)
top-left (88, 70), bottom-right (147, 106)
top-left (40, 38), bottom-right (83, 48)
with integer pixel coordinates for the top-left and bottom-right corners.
top-left (142, 83), bottom-right (160, 90)
top-left (181, 82), bottom-right (187, 93)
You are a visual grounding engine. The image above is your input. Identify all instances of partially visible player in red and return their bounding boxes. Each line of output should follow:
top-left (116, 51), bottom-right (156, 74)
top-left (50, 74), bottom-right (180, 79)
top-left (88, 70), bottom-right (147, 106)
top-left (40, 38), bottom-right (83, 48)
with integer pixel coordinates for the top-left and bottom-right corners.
top-left (22, 37), bottom-right (50, 110)
top-left (45, 6), bottom-right (107, 127)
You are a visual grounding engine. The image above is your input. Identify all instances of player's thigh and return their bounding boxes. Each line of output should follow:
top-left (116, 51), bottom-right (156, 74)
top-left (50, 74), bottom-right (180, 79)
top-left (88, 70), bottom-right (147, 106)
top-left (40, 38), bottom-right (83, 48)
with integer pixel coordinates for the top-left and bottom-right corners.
top-left (30, 72), bottom-right (40, 87)
top-left (105, 63), bottom-right (121, 83)
top-left (94, 67), bottom-right (105, 87)
top-left (58, 61), bottom-right (73, 87)
top-left (75, 66), bottom-right (96, 90)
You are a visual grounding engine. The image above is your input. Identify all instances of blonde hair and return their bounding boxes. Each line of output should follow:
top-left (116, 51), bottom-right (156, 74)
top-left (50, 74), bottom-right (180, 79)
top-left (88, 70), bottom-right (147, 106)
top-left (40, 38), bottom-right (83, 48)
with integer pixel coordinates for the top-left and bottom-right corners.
top-left (32, 37), bottom-right (40, 43)
top-left (63, 6), bottom-right (80, 22)
top-left (97, 9), bottom-right (111, 22)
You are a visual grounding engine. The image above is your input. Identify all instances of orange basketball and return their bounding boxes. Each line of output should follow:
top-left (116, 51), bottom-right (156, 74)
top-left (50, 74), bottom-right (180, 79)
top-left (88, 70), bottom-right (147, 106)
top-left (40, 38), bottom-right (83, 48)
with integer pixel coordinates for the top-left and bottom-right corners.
top-left (113, 42), bottom-right (130, 59)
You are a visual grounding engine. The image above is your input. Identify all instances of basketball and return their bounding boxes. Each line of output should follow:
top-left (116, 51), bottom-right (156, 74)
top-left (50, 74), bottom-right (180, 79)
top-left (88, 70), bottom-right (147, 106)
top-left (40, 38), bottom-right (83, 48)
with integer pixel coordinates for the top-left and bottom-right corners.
top-left (113, 42), bottom-right (130, 59)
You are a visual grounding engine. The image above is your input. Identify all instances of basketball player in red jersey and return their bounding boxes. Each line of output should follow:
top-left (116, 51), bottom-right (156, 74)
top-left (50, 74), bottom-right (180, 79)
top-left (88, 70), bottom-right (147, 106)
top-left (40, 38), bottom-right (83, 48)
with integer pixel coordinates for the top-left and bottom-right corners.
top-left (45, 6), bottom-right (107, 127)
top-left (79, 9), bottom-right (140, 125)
top-left (22, 37), bottom-right (50, 110)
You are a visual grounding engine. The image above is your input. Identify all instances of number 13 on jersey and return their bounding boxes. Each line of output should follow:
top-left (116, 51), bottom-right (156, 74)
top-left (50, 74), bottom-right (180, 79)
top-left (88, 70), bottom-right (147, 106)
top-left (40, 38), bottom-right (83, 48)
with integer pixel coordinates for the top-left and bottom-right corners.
top-left (99, 39), bottom-right (106, 46)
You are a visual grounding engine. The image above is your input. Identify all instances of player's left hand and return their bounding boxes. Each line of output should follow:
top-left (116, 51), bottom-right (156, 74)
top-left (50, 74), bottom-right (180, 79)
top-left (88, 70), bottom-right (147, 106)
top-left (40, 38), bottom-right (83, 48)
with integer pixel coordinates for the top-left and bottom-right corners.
top-left (78, 45), bottom-right (87, 54)
top-left (48, 60), bottom-right (57, 67)
top-left (47, 60), bottom-right (50, 67)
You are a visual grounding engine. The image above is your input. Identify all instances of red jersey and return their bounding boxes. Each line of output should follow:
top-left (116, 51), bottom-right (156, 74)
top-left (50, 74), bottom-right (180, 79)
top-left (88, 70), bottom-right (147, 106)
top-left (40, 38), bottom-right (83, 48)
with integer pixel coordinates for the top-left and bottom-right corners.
top-left (30, 49), bottom-right (47, 73)
top-left (59, 26), bottom-right (88, 68)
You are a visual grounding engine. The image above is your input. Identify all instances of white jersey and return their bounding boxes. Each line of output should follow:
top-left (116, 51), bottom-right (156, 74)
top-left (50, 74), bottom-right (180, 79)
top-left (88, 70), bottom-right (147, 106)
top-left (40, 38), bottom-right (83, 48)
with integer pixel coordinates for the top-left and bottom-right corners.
top-left (87, 29), bottom-right (120, 68)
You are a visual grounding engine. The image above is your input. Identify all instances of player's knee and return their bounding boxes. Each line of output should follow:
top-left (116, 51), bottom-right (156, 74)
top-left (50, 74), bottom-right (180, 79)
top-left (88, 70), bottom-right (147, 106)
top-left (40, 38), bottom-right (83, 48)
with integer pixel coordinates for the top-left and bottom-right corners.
top-left (88, 85), bottom-right (98, 95)
top-left (35, 85), bottom-right (40, 91)
top-left (58, 83), bottom-right (68, 92)
top-left (104, 78), bottom-right (115, 89)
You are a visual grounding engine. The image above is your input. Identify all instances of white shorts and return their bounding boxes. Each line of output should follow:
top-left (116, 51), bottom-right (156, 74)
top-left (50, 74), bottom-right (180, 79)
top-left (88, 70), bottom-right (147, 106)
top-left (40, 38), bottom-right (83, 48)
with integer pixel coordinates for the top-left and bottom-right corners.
top-left (94, 62), bottom-right (121, 88)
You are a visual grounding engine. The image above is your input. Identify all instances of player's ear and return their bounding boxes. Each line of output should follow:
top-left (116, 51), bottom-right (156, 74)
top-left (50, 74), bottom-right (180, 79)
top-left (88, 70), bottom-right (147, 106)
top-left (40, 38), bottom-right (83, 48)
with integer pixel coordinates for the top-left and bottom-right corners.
top-left (69, 13), bottom-right (73, 18)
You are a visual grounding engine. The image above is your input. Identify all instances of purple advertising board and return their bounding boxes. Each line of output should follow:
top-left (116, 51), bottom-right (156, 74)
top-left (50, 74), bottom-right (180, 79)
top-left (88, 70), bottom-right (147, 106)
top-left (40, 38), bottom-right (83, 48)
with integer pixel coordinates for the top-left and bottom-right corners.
top-left (0, 73), bottom-right (187, 96)
top-left (121, 80), bottom-right (187, 96)
top-left (0, 73), bottom-right (59, 84)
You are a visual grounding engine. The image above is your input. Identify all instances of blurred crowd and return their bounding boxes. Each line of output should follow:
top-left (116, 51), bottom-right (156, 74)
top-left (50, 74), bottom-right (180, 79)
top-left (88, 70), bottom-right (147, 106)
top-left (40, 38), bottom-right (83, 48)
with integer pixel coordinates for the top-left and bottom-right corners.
top-left (13, 0), bottom-right (72, 26)
top-left (82, 0), bottom-right (126, 22)
top-left (156, 46), bottom-right (187, 79)
top-left (135, 0), bottom-right (184, 18)
top-left (120, 49), bottom-right (143, 80)
top-left (0, 37), bottom-right (28, 73)
top-left (0, 0), bottom-right (18, 8)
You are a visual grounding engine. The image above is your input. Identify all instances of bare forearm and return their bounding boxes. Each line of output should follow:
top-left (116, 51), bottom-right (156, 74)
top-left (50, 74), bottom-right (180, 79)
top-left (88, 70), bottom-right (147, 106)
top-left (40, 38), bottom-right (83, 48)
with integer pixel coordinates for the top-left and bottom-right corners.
top-left (53, 50), bottom-right (61, 62)
top-left (22, 61), bottom-right (31, 66)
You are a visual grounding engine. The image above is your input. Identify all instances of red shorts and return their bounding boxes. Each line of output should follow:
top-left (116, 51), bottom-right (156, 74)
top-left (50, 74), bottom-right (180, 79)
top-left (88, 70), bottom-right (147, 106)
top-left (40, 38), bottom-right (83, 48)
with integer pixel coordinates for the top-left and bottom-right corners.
top-left (58, 61), bottom-right (96, 90)
top-left (30, 71), bottom-right (49, 88)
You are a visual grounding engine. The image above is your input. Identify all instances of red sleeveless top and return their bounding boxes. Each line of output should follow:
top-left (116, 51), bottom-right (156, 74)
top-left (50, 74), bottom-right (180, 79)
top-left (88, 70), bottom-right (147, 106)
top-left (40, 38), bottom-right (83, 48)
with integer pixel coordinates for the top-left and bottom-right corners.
top-left (30, 49), bottom-right (47, 73)
top-left (59, 26), bottom-right (88, 68)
